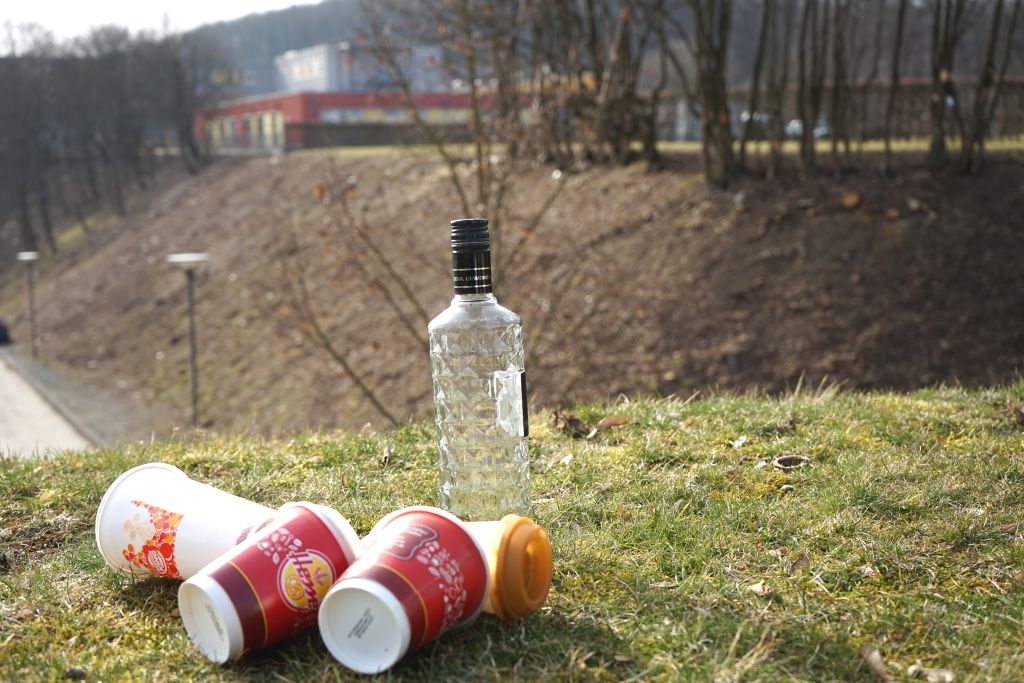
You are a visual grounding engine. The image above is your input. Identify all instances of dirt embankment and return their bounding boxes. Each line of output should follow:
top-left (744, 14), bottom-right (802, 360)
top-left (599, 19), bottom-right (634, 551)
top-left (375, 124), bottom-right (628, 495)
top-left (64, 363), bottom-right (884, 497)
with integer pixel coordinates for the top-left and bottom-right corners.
top-left (2, 150), bottom-right (1022, 435)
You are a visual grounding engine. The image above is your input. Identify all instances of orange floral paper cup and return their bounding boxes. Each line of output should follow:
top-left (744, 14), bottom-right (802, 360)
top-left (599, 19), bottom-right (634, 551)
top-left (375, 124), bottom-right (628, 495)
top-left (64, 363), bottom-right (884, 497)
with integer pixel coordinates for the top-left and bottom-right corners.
top-left (95, 463), bottom-right (274, 580)
top-left (178, 502), bottom-right (361, 663)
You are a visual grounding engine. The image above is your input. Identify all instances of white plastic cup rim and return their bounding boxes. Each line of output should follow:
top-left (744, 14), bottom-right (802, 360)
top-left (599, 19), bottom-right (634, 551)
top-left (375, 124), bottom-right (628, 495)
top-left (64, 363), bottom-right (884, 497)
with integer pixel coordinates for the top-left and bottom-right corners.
top-left (318, 575), bottom-right (412, 674)
top-left (177, 501), bottom-right (362, 664)
top-left (94, 462), bottom-right (188, 573)
top-left (177, 572), bottom-right (244, 663)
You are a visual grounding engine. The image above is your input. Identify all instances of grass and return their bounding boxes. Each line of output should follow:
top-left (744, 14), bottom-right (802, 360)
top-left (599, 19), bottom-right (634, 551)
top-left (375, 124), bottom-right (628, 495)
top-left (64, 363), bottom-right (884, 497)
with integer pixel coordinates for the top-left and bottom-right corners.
top-left (3, 385), bottom-right (1024, 681)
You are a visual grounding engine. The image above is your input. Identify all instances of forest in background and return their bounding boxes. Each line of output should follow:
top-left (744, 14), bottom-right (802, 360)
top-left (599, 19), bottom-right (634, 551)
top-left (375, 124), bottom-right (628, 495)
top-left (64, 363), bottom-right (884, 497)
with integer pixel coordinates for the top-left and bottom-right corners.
top-left (1, 0), bottom-right (1022, 269)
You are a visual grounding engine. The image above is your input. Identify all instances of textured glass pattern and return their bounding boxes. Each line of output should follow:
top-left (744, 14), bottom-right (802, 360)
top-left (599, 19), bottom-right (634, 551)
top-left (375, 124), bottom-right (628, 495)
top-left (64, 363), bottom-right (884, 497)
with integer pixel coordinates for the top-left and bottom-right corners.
top-left (429, 297), bottom-right (530, 521)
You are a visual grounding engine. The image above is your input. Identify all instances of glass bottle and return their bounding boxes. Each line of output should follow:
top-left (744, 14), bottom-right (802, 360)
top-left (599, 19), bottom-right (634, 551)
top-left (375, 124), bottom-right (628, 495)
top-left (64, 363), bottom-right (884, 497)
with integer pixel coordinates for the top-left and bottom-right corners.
top-left (428, 218), bottom-right (530, 521)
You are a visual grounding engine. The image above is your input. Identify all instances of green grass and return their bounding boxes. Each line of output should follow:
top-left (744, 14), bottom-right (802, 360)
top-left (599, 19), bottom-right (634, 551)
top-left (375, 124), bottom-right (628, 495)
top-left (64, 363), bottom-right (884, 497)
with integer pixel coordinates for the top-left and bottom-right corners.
top-left (3, 385), bottom-right (1024, 681)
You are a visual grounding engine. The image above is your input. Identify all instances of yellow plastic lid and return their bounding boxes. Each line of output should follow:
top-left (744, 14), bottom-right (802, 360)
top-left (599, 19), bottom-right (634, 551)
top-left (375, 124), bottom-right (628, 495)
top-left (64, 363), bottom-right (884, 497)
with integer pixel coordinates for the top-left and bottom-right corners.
top-left (486, 515), bottom-right (553, 621)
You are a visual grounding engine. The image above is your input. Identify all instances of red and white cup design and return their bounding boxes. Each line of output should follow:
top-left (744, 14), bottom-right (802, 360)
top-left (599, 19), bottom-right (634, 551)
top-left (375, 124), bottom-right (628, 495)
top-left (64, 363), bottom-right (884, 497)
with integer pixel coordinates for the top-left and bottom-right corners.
top-left (177, 502), bottom-right (361, 663)
top-left (318, 506), bottom-right (489, 674)
top-left (95, 462), bottom-right (275, 580)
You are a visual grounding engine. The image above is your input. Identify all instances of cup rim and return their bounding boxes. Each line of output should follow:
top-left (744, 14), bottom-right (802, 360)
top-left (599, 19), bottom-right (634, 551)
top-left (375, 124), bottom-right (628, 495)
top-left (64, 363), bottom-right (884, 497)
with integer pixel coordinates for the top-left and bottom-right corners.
top-left (363, 505), bottom-right (490, 623)
top-left (178, 571), bottom-right (245, 663)
top-left (94, 462), bottom-right (187, 572)
top-left (276, 502), bottom-right (362, 565)
top-left (319, 575), bottom-right (412, 674)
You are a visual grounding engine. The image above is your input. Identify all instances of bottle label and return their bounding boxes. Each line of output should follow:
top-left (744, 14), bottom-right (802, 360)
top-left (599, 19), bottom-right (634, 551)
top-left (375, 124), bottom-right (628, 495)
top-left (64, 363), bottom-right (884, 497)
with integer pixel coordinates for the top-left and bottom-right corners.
top-left (451, 251), bottom-right (492, 295)
top-left (494, 370), bottom-right (528, 438)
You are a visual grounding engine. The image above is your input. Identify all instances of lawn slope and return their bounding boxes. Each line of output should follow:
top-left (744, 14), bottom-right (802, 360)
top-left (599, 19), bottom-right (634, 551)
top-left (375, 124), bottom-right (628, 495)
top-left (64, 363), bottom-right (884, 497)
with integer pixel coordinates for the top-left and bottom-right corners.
top-left (3, 386), bottom-right (1024, 681)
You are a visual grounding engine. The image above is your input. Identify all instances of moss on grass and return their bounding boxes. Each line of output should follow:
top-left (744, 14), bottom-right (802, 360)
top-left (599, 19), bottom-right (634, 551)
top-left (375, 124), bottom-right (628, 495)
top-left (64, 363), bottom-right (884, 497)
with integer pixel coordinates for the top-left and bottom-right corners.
top-left (3, 386), bottom-right (1024, 681)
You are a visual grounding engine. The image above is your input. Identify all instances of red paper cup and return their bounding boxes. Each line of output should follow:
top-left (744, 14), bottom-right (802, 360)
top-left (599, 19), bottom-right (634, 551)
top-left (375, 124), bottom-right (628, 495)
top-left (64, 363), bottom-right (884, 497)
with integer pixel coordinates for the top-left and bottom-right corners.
top-left (318, 506), bottom-right (489, 674)
top-left (178, 502), bottom-right (361, 663)
top-left (95, 463), bottom-right (275, 579)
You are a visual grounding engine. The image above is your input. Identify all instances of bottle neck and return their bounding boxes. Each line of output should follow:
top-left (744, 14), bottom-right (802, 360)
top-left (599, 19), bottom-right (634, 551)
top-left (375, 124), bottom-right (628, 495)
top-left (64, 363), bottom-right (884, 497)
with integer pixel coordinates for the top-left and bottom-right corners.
top-left (451, 248), bottom-right (492, 296)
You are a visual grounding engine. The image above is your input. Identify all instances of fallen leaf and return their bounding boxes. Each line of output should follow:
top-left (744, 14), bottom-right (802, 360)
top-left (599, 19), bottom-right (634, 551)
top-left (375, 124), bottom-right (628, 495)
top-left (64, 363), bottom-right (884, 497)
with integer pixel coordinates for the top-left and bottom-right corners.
top-left (552, 410), bottom-right (589, 438)
top-left (1012, 570), bottom-right (1024, 585)
top-left (772, 454), bottom-right (810, 470)
top-left (616, 507), bottom-right (633, 522)
top-left (169, 607), bottom-right (180, 618)
top-left (1008, 402), bottom-right (1024, 429)
top-left (730, 435), bottom-right (747, 449)
top-left (841, 191), bottom-right (862, 210)
top-left (859, 644), bottom-right (895, 682)
top-left (594, 414), bottom-right (628, 432)
top-left (746, 581), bottom-right (772, 597)
top-left (908, 662), bottom-right (955, 683)
top-left (884, 207), bottom-right (901, 221)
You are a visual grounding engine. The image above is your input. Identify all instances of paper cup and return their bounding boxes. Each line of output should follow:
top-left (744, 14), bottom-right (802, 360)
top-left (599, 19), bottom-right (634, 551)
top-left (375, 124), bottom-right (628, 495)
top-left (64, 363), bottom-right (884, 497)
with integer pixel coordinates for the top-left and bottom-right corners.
top-left (95, 462), bottom-right (275, 580)
top-left (318, 506), bottom-right (489, 674)
top-left (466, 515), bottom-right (552, 621)
top-left (178, 502), bottom-right (361, 663)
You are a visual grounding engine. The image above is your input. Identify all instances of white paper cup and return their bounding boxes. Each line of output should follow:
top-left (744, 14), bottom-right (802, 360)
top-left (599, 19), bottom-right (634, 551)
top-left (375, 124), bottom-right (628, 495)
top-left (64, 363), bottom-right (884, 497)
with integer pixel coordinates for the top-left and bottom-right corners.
top-left (319, 506), bottom-right (489, 674)
top-left (95, 462), bottom-right (274, 580)
top-left (178, 502), bottom-right (362, 663)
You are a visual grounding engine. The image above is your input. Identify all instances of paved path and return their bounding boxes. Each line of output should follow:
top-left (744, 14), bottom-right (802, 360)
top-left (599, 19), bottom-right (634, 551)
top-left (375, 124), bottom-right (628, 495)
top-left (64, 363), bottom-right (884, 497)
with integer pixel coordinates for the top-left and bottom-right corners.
top-left (0, 355), bottom-right (90, 458)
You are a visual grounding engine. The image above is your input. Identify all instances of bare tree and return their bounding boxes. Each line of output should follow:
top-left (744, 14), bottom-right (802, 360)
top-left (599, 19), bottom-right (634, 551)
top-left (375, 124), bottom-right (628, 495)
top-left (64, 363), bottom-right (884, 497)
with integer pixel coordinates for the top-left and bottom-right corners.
top-left (883, 0), bottom-right (909, 175)
top-left (739, 0), bottom-right (773, 172)
top-left (963, 0), bottom-right (1022, 173)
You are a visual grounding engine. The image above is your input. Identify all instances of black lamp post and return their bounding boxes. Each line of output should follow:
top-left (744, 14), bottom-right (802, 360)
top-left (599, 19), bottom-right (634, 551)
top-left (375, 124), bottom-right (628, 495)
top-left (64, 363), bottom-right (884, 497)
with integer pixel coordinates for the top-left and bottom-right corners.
top-left (167, 252), bottom-right (209, 429)
top-left (16, 251), bottom-right (40, 359)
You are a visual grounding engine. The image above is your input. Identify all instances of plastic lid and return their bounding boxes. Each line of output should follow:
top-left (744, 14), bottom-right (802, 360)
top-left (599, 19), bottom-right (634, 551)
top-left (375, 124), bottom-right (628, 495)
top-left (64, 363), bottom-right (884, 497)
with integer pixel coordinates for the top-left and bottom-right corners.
top-left (487, 515), bottom-right (553, 621)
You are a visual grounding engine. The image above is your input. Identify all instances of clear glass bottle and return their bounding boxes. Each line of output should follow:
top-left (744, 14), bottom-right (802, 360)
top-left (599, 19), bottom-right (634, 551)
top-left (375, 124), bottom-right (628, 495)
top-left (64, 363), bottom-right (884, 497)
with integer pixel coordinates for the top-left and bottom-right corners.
top-left (428, 218), bottom-right (530, 521)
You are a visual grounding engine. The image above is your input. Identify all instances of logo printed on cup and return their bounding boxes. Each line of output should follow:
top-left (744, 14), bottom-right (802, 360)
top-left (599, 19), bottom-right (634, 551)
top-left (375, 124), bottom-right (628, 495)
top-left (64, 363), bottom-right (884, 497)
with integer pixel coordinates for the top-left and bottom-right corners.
top-left (277, 548), bottom-right (335, 612)
top-left (379, 523), bottom-right (438, 561)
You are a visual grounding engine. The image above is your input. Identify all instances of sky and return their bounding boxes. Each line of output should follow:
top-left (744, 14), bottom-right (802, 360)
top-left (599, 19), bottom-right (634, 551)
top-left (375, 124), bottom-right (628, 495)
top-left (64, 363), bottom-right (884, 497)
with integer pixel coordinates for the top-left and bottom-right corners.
top-left (3, 0), bottom-right (320, 41)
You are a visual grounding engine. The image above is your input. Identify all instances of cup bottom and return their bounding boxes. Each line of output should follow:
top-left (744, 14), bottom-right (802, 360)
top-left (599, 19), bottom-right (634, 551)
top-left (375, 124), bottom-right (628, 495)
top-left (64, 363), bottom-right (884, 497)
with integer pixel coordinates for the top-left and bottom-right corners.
top-left (178, 574), bottom-right (244, 663)
top-left (319, 577), bottom-right (411, 675)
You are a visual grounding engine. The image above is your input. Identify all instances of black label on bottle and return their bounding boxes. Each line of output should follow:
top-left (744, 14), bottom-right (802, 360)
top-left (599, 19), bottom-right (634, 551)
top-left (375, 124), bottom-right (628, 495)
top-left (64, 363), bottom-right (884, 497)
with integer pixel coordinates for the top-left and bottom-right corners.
top-left (520, 371), bottom-right (529, 437)
top-left (452, 251), bottom-right (492, 295)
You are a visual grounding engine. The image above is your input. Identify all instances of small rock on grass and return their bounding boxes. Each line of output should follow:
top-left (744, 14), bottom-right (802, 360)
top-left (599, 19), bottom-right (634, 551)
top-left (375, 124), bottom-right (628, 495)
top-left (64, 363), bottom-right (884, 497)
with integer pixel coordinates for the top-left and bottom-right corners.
top-left (908, 662), bottom-right (955, 683)
top-left (746, 581), bottom-right (772, 597)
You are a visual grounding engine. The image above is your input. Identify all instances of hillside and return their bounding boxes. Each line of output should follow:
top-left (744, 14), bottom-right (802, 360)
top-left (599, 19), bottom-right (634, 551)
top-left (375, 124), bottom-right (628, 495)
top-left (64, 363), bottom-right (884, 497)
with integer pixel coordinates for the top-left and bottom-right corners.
top-left (1, 148), bottom-right (1023, 435)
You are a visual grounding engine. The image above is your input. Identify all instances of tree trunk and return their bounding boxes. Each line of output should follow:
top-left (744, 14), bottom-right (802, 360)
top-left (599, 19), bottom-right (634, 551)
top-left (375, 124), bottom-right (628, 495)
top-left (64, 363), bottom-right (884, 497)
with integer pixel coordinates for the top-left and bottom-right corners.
top-left (739, 0), bottom-right (773, 173)
top-left (883, 0), bottom-right (908, 175)
top-left (690, 0), bottom-right (735, 188)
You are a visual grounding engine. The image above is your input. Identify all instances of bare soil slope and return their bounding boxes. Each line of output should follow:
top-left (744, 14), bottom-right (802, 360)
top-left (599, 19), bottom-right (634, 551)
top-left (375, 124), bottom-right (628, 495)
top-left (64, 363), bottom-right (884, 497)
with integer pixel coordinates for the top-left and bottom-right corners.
top-left (2, 150), bottom-right (1022, 434)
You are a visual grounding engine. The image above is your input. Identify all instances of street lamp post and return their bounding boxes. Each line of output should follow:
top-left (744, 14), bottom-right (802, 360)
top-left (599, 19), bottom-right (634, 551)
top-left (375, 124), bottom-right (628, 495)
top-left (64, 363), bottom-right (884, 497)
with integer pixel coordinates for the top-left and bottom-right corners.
top-left (167, 253), bottom-right (209, 429)
top-left (16, 251), bottom-right (40, 359)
